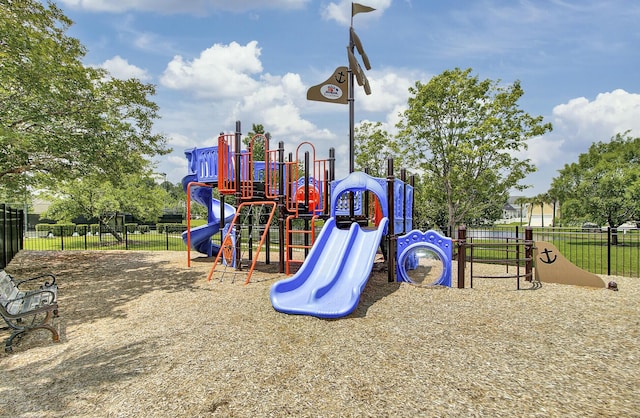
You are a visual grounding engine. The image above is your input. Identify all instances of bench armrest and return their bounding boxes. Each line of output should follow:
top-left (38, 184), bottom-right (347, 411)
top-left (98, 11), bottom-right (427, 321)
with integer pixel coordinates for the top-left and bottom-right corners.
top-left (16, 273), bottom-right (56, 288)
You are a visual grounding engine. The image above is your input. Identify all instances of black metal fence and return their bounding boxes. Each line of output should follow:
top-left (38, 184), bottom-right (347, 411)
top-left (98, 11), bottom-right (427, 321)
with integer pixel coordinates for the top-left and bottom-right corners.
top-left (22, 225), bottom-right (293, 251)
top-left (466, 225), bottom-right (639, 278)
top-left (1, 204), bottom-right (24, 269)
top-left (24, 225), bottom-right (191, 252)
top-left (9, 214), bottom-right (640, 278)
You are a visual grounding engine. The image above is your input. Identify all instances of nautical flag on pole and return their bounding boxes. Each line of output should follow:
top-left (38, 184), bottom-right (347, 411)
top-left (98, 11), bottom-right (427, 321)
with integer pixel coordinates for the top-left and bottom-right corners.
top-left (352, 2), bottom-right (376, 17)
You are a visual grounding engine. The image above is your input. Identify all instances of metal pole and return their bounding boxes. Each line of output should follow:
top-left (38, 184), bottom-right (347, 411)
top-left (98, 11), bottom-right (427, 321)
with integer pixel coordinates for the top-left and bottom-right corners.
top-left (457, 226), bottom-right (467, 289)
top-left (525, 227), bottom-right (533, 283)
top-left (348, 28), bottom-right (355, 174)
top-left (235, 120), bottom-right (242, 270)
top-left (348, 26), bottom-right (356, 221)
top-left (278, 141), bottom-right (286, 274)
top-left (386, 158), bottom-right (395, 283)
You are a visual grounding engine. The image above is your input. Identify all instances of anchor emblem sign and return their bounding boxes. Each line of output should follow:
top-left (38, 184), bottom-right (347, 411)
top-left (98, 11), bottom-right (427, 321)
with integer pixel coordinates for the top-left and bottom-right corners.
top-left (534, 241), bottom-right (606, 288)
top-left (306, 66), bottom-right (349, 105)
top-left (539, 247), bottom-right (557, 264)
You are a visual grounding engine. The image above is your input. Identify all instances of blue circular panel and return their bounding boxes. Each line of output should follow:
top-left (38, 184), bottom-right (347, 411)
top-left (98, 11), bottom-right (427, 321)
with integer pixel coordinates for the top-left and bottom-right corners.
top-left (397, 241), bottom-right (452, 287)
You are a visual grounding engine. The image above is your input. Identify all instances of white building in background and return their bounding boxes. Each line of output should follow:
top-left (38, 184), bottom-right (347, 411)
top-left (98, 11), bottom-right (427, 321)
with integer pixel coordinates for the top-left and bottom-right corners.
top-left (498, 196), bottom-right (558, 226)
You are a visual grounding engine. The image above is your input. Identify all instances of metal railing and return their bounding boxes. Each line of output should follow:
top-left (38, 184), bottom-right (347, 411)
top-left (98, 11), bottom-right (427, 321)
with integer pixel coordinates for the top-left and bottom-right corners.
top-left (463, 225), bottom-right (639, 278)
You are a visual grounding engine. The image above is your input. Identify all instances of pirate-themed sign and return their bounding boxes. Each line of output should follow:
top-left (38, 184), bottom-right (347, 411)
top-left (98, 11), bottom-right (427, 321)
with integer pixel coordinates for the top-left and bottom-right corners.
top-left (534, 241), bottom-right (605, 288)
top-left (306, 66), bottom-right (349, 104)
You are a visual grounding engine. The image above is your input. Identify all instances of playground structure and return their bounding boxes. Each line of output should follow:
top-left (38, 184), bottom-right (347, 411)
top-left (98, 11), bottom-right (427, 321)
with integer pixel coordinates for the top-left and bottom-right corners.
top-left (182, 121), bottom-right (461, 317)
top-left (183, 121), bottom-right (605, 318)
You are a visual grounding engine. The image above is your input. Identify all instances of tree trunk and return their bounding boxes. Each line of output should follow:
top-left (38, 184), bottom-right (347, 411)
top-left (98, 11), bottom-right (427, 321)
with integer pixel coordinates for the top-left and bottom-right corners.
top-left (99, 219), bottom-right (124, 243)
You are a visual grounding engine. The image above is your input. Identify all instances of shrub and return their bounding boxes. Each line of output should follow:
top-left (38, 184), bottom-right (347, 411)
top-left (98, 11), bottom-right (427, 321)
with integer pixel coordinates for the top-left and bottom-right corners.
top-left (90, 224), bottom-right (101, 235)
top-left (35, 224), bottom-right (52, 237)
top-left (157, 223), bottom-right (187, 233)
top-left (138, 225), bottom-right (150, 234)
top-left (75, 224), bottom-right (89, 235)
top-left (52, 223), bottom-right (76, 237)
top-left (125, 223), bottom-right (138, 233)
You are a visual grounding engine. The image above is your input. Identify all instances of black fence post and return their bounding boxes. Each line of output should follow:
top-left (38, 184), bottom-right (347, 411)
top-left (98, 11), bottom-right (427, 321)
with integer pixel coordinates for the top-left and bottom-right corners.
top-left (1, 204), bottom-right (7, 268)
top-left (525, 227), bottom-right (533, 285)
top-left (457, 225), bottom-right (466, 288)
top-left (607, 227), bottom-right (611, 276)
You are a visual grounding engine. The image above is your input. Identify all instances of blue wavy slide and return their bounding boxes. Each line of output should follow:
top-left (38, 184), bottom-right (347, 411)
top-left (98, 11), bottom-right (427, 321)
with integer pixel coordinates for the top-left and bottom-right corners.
top-left (270, 217), bottom-right (388, 319)
top-left (182, 175), bottom-right (235, 256)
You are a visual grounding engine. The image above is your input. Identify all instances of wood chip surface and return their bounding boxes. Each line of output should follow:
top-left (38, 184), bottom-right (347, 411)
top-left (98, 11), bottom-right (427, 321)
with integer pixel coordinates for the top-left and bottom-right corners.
top-left (1, 250), bottom-right (638, 417)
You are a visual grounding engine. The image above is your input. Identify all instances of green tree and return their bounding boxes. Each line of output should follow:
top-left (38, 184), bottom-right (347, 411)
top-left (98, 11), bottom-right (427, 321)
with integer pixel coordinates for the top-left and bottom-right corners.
top-left (530, 192), bottom-right (552, 227)
top-left (242, 123), bottom-right (267, 162)
top-left (396, 68), bottom-right (552, 232)
top-left (354, 121), bottom-right (398, 177)
top-left (411, 173), bottom-right (447, 231)
top-left (550, 132), bottom-right (640, 236)
top-left (42, 173), bottom-right (169, 240)
top-left (0, 0), bottom-right (169, 194)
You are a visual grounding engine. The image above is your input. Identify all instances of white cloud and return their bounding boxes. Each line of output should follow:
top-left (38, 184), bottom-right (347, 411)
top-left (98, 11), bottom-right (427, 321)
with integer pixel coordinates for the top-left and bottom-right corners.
top-left (166, 133), bottom-right (194, 148)
top-left (99, 56), bottom-right (150, 81)
top-left (322, 0), bottom-right (391, 26)
top-left (230, 72), bottom-right (336, 142)
top-left (521, 136), bottom-right (564, 167)
top-left (160, 41), bottom-right (262, 99)
top-left (58, 0), bottom-right (310, 14)
top-left (551, 89), bottom-right (640, 151)
top-left (518, 89), bottom-right (640, 194)
top-left (356, 69), bottom-right (424, 113)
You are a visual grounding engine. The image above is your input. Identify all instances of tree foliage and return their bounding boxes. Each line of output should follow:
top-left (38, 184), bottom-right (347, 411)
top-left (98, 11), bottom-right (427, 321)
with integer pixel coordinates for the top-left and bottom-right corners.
top-left (396, 68), bottom-right (552, 231)
top-left (550, 132), bottom-right (640, 228)
top-left (0, 0), bottom-right (170, 193)
top-left (42, 173), bottom-right (169, 240)
top-left (354, 121), bottom-right (398, 177)
top-left (242, 123), bottom-right (267, 162)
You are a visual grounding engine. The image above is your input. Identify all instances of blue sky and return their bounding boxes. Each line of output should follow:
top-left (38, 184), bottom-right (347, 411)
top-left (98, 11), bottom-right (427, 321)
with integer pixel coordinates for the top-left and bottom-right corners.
top-left (54, 0), bottom-right (640, 195)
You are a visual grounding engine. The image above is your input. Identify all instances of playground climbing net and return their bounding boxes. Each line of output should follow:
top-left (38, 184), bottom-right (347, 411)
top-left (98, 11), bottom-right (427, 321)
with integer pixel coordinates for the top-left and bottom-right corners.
top-left (207, 202), bottom-right (277, 285)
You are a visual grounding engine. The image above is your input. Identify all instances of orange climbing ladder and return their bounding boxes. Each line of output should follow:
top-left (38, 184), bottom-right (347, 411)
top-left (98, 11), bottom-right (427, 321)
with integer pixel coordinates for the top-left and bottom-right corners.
top-left (282, 142), bottom-right (331, 274)
top-left (207, 201), bottom-right (277, 284)
top-left (285, 214), bottom-right (320, 274)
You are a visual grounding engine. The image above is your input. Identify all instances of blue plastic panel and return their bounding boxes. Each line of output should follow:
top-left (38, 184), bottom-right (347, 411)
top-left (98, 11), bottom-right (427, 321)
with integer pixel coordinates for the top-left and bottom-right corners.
top-left (396, 230), bottom-right (452, 287)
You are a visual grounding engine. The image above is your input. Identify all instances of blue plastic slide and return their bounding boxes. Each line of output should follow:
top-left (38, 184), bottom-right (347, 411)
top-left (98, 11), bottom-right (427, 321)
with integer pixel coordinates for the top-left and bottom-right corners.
top-left (181, 175), bottom-right (235, 256)
top-left (270, 217), bottom-right (388, 318)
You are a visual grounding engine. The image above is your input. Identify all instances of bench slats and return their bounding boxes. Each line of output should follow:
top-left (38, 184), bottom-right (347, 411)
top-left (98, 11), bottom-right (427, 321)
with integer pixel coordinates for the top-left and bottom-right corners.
top-left (0, 269), bottom-right (60, 352)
